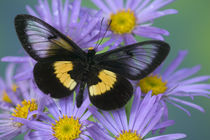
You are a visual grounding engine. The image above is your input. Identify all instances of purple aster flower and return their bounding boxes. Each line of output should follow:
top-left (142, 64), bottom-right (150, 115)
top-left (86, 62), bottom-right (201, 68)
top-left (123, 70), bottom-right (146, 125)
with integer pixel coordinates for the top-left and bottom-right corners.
top-left (88, 87), bottom-right (186, 140)
top-left (0, 72), bottom-right (46, 139)
top-left (15, 94), bottom-right (93, 140)
top-left (27, 0), bottom-right (105, 50)
top-left (91, 0), bottom-right (178, 48)
top-left (138, 50), bottom-right (210, 131)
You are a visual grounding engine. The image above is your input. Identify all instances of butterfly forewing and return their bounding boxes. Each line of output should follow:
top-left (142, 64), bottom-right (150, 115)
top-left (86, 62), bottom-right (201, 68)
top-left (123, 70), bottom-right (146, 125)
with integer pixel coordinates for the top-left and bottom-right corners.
top-left (15, 14), bottom-right (86, 61)
top-left (94, 40), bottom-right (170, 80)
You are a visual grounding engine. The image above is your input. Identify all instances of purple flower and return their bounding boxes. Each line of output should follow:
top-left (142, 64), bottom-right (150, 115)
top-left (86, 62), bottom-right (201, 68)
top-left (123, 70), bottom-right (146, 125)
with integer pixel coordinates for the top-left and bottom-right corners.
top-left (138, 50), bottom-right (210, 131)
top-left (88, 87), bottom-right (186, 140)
top-left (91, 0), bottom-right (177, 48)
top-left (15, 94), bottom-right (93, 140)
top-left (27, 0), bottom-right (104, 50)
top-left (0, 65), bottom-right (45, 139)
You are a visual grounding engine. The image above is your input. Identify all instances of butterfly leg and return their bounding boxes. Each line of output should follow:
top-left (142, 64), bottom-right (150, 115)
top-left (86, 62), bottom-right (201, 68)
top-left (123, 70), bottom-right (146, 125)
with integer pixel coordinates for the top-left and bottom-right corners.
top-left (76, 81), bottom-right (86, 108)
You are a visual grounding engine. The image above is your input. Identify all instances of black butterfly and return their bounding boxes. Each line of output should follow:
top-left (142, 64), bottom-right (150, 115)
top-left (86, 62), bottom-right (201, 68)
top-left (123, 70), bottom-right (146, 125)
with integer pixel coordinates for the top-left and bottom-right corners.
top-left (14, 14), bottom-right (170, 110)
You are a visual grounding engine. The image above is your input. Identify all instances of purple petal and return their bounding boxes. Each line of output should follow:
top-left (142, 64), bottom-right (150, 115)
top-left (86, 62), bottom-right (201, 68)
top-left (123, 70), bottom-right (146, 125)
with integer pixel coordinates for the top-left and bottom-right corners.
top-left (168, 65), bottom-right (201, 85)
top-left (112, 109), bottom-right (124, 131)
top-left (133, 93), bottom-right (157, 131)
top-left (130, 0), bottom-right (145, 10)
top-left (88, 106), bottom-right (119, 135)
top-left (52, 0), bottom-right (60, 28)
top-left (101, 111), bottom-right (121, 135)
top-left (137, 9), bottom-right (178, 24)
top-left (145, 133), bottom-right (186, 140)
top-left (6, 63), bottom-right (15, 87)
top-left (46, 97), bottom-right (61, 120)
top-left (62, 0), bottom-right (70, 31)
top-left (74, 98), bottom-right (90, 118)
top-left (43, 0), bottom-right (53, 24)
top-left (91, 0), bottom-right (111, 14)
top-left (168, 97), bottom-right (205, 112)
top-left (14, 69), bottom-right (33, 81)
top-left (109, 35), bottom-right (123, 50)
top-left (137, 103), bottom-right (159, 134)
top-left (125, 0), bottom-right (133, 9)
top-left (141, 108), bottom-right (164, 137)
top-left (1, 56), bottom-right (31, 63)
top-left (129, 87), bottom-right (142, 129)
top-left (123, 34), bottom-right (137, 45)
top-left (153, 120), bottom-right (175, 131)
top-left (179, 76), bottom-right (210, 85)
top-left (6, 90), bottom-right (21, 105)
top-left (27, 131), bottom-right (55, 140)
top-left (133, 29), bottom-right (165, 40)
top-left (135, 26), bottom-right (170, 36)
top-left (97, 35), bottom-right (115, 51)
top-left (0, 128), bottom-right (20, 140)
top-left (113, 0), bottom-right (123, 9)
top-left (70, 0), bottom-right (81, 24)
top-left (26, 5), bottom-right (39, 17)
top-left (162, 50), bottom-right (188, 80)
top-left (21, 119), bottom-right (52, 133)
top-left (166, 99), bottom-right (191, 116)
top-left (104, 0), bottom-right (117, 12)
top-left (0, 77), bottom-right (5, 89)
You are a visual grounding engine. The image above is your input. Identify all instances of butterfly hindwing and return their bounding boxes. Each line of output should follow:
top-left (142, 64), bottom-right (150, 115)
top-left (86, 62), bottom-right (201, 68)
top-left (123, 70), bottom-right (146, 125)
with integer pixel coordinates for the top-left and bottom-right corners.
top-left (94, 40), bottom-right (170, 80)
top-left (87, 69), bottom-right (133, 110)
top-left (15, 14), bottom-right (86, 61)
top-left (34, 60), bottom-right (84, 98)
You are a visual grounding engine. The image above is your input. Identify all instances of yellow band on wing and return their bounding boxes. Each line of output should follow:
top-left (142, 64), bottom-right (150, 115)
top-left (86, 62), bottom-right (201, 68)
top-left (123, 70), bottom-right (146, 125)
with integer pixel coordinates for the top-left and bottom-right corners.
top-left (89, 70), bottom-right (117, 96)
top-left (54, 61), bottom-right (77, 90)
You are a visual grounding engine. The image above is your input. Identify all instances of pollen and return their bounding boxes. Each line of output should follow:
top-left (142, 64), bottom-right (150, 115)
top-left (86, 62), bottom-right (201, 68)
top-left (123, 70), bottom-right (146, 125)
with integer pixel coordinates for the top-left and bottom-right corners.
top-left (116, 130), bottom-right (142, 140)
top-left (109, 9), bottom-right (136, 34)
top-left (12, 99), bottom-right (38, 126)
top-left (12, 84), bottom-right (18, 92)
top-left (139, 75), bottom-right (168, 95)
top-left (52, 115), bottom-right (82, 140)
top-left (2, 91), bottom-right (12, 103)
top-left (88, 47), bottom-right (94, 50)
top-left (2, 84), bottom-right (18, 103)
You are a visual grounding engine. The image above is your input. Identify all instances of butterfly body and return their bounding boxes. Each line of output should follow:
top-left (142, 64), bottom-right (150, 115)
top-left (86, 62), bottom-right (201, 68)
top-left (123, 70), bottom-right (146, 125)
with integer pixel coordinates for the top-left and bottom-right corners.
top-left (15, 14), bottom-right (170, 110)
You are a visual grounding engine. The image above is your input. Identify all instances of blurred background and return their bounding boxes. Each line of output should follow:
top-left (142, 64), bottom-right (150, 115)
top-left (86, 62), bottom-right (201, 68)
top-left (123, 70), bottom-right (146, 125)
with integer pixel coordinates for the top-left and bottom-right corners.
top-left (0, 0), bottom-right (210, 139)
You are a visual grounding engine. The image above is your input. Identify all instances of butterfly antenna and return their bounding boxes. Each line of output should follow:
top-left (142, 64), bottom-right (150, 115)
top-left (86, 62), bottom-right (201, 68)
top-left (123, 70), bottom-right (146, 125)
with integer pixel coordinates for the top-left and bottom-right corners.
top-left (94, 18), bottom-right (104, 49)
top-left (95, 20), bottom-right (112, 50)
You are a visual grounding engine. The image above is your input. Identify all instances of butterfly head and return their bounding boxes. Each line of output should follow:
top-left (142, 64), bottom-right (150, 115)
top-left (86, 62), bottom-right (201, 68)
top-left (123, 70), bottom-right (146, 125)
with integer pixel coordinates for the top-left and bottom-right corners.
top-left (88, 47), bottom-right (96, 56)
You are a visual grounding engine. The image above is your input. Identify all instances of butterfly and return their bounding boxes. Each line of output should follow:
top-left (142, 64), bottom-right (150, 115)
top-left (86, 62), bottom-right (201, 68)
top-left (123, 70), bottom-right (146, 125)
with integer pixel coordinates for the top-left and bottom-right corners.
top-left (14, 14), bottom-right (170, 110)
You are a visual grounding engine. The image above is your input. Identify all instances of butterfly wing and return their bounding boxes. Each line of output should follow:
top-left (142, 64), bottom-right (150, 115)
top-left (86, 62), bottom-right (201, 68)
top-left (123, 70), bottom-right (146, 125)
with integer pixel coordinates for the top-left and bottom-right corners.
top-left (94, 40), bottom-right (170, 80)
top-left (15, 14), bottom-right (86, 62)
top-left (87, 69), bottom-right (133, 110)
top-left (15, 14), bottom-right (87, 98)
top-left (34, 60), bottom-right (85, 98)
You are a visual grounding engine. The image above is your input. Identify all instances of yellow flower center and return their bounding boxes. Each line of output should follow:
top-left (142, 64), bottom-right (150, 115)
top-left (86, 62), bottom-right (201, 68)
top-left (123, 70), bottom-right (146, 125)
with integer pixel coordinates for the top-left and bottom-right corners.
top-left (52, 115), bottom-right (82, 140)
top-left (2, 84), bottom-right (18, 103)
top-left (12, 99), bottom-right (38, 127)
top-left (139, 75), bottom-right (168, 95)
top-left (116, 130), bottom-right (142, 140)
top-left (2, 91), bottom-right (12, 103)
top-left (109, 9), bottom-right (136, 34)
top-left (11, 84), bottom-right (18, 92)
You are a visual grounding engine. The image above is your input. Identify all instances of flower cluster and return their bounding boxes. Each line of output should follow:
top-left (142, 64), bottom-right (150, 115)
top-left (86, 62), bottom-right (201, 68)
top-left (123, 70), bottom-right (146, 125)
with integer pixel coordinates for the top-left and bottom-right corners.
top-left (0, 0), bottom-right (209, 140)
